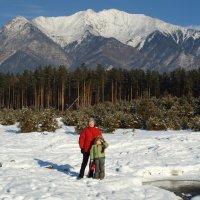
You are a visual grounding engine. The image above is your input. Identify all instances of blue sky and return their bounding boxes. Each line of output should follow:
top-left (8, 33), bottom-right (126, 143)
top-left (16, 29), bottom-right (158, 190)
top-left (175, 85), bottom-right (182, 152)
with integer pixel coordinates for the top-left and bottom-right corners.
top-left (0, 0), bottom-right (199, 28)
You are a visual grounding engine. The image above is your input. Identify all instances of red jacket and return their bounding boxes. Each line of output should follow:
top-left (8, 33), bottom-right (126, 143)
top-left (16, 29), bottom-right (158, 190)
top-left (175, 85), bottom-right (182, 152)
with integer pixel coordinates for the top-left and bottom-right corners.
top-left (79, 127), bottom-right (102, 153)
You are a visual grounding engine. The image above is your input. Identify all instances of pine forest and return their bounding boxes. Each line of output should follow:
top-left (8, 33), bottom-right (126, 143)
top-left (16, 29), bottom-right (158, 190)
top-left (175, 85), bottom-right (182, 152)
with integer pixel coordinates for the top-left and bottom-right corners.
top-left (1, 64), bottom-right (200, 132)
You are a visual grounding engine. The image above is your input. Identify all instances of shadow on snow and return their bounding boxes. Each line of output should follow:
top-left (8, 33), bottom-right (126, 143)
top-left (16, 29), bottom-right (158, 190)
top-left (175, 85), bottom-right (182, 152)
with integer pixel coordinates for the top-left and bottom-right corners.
top-left (5, 129), bottom-right (20, 134)
top-left (34, 158), bottom-right (78, 177)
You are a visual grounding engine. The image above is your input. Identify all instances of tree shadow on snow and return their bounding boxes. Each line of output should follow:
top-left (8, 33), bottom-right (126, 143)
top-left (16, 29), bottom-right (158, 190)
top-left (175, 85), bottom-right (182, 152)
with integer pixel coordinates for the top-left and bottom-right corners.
top-left (5, 129), bottom-right (20, 134)
top-left (64, 131), bottom-right (78, 135)
top-left (34, 158), bottom-right (78, 177)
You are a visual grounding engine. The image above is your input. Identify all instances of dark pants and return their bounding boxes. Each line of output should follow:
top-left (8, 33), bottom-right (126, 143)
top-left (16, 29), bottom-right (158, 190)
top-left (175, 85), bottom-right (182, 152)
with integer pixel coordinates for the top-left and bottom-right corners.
top-left (79, 152), bottom-right (93, 178)
top-left (94, 157), bottom-right (105, 179)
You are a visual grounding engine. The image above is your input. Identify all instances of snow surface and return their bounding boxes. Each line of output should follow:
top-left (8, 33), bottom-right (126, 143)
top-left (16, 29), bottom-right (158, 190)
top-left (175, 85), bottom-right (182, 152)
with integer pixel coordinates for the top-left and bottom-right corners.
top-left (32, 9), bottom-right (200, 49)
top-left (1, 121), bottom-right (200, 200)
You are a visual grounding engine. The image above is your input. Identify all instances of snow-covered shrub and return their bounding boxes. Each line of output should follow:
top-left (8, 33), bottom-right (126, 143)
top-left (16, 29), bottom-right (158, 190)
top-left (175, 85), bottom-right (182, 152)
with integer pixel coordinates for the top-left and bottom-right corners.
top-left (18, 109), bottom-right (40, 133)
top-left (146, 117), bottom-right (167, 131)
top-left (119, 113), bottom-right (135, 129)
top-left (194, 97), bottom-right (200, 115)
top-left (75, 113), bottom-right (90, 134)
top-left (190, 116), bottom-right (200, 131)
top-left (114, 101), bottom-right (134, 113)
top-left (61, 111), bottom-right (79, 126)
top-left (180, 117), bottom-right (191, 130)
top-left (101, 113), bottom-right (120, 133)
top-left (0, 109), bottom-right (18, 125)
top-left (164, 98), bottom-right (195, 130)
top-left (58, 97), bottom-right (198, 131)
top-left (158, 96), bottom-right (178, 110)
top-left (39, 109), bottom-right (58, 132)
top-left (61, 109), bottom-right (91, 133)
top-left (18, 109), bottom-right (58, 133)
top-left (137, 98), bottom-right (158, 121)
top-left (164, 118), bottom-right (181, 130)
top-left (132, 114), bottom-right (143, 129)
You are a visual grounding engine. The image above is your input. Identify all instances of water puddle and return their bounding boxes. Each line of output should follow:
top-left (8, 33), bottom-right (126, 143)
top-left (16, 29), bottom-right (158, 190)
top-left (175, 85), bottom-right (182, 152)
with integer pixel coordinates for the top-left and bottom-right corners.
top-left (143, 180), bottom-right (200, 200)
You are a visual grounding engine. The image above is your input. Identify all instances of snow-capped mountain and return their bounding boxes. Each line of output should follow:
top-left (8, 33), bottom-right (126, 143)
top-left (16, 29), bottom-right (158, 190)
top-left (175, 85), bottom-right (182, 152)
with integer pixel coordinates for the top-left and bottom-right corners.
top-left (0, 16), bottom-right (71, 73)
top-left (32, 9), bottom-right (200, 49)
top-left (1, 9), bottom-right (200, 73)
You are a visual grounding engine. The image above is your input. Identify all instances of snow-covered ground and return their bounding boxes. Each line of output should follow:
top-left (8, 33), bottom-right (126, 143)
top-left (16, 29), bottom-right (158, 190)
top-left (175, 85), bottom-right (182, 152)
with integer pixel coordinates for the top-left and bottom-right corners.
top-left (1, 121), bottom-right (200, 200)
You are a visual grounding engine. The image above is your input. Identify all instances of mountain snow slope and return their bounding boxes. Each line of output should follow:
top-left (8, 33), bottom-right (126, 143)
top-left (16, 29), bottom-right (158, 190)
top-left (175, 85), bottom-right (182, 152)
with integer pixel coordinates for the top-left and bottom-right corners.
top-left (33, 9), bottom-right (200, 49)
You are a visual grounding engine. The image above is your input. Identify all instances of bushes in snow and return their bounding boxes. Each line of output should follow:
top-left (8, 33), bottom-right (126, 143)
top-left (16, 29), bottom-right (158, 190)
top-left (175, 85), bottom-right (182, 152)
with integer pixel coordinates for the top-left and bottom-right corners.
top-left (18, 109), bottom-right (58, 133)
top-left (0, 109), bottom-right (18, 125)
top-left (61, 102), bottom-right (136, 133)
top-left (0, 108), bottom-right (59, 133)
top-left (39, 110), bottom-right (58, 132)
top-left (1, 96), bottom-right (200, 132)
top-left (61, 96), bottom-right (198, 132)
top-left (18, 109), bottom-right (39, 132)
top-left (146, 117), bottom-right (167, 131)
top-left (189, 116), bottom-right (200, 131)
top-left (61, 109), bottom-right (90, 133)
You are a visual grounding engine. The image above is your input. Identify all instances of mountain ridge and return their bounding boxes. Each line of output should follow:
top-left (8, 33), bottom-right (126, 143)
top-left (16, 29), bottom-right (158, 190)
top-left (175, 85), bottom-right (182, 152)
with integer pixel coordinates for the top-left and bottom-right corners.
top-left (1, 9), bottom-right (200, 73)
top-left (32, 9), bottom-right (200, 49)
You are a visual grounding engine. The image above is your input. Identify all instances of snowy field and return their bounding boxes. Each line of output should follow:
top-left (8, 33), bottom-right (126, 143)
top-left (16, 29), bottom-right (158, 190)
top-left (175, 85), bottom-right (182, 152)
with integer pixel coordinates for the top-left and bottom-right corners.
top-left (1, 121), bottom-right (200, 200)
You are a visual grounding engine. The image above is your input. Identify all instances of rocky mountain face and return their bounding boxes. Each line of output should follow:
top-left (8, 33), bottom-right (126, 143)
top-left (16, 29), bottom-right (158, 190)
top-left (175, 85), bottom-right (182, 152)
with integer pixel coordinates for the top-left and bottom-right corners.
top-left (64, 32), bottom-right (153, 70)
top-left (138, 30), bottom-right (200, 72)
top-left (0, 16), bottom-right (71, 73)
top-left (1, 9), bottom-right (200, 73)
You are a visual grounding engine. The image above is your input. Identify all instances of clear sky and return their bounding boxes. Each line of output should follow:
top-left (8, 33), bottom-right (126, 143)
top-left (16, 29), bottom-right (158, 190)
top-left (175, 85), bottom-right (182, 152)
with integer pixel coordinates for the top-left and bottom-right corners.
top-left (0, 0), bottom-right (200, 28)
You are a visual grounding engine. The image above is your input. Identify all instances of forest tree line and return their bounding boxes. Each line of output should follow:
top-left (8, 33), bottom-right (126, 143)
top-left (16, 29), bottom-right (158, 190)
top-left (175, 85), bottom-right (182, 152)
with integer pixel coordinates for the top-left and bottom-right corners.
top-left (0, 64), bottom-right (200, 110)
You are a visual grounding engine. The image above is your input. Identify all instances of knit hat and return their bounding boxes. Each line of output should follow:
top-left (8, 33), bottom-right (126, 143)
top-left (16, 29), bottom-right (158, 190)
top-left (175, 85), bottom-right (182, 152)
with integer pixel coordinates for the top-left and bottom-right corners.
top-left (94, 136), bottom-right (106, 153)
top-left (94, 136), bottom-right (104, 144)
top-left (89, 117), bottom-right (95, 124)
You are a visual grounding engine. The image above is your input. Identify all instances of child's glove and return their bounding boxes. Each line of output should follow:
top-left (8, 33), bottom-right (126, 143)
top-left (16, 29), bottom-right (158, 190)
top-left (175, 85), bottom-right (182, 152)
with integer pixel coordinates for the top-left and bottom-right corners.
top-left (81, 149), bottom-right (84, 154)
top-left (91, 162), bottom-right (95, 171)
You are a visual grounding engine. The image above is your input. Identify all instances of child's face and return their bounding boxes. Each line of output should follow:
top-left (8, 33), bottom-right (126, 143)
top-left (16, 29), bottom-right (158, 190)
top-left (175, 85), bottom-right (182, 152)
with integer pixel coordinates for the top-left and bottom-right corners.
top-left (89, 121), bottom-right (95, 127)
top-left (96, 140), bottom-right (102, 145)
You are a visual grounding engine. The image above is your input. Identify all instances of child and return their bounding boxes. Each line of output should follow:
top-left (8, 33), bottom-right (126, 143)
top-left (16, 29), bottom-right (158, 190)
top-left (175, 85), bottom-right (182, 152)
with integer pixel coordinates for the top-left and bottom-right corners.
top-left (90, 136), bottom-right (109, 180)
